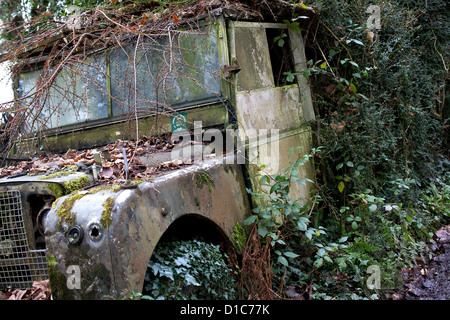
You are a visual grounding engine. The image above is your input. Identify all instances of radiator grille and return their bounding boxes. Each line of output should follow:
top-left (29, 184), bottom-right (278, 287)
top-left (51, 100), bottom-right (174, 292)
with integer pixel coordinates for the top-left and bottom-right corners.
top-left (0, 190), bottom-right (48, 289)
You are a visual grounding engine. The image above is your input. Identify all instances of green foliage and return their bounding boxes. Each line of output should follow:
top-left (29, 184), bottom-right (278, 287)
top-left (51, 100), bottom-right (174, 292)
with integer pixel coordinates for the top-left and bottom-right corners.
top-left (241, 0), bottom-right (448, 299)
top-left (244, 148), bottom-right (348, 292)
top-left (244, 147), bottom-right (317, 246)
top-left (305, 0), bottom-right (448, 195)
top-left (142, 239), bottom-right (238, 300)
top-left (0, 0), bottom-right (105, 25)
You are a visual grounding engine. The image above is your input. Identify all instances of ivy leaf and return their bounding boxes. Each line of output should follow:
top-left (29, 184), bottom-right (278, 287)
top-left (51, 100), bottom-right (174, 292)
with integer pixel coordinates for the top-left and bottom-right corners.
top-left (317, 248), bottom-right (325, 257)
top-left (185, 274), bottom-right (200, 286)
top-left (278, 256), bottom-right (289, 267)
top-left (369, 204), bottom-right (377, 212)
top-left (257, 226), bottom-right (269, 238)
top-left (314, 258), bottom-right (323, 268)
top-left (297, 219), bottom-right (307, 231)
top-left (351, 221), bottom-right (358, 230)
top-left (346, 39), bottom-right (364, 46)
top-left (286, 73), bottom-right (295, 82)
top-left (243, 215), bottom-right (257, 225)
top-left (174, 257), bottom-right (190, 267)
top-left (302, 69), bottom-right (311, 78)
top-left (150, 263), bottom-right (162, 276)
top-left (284, 251), bottom-right (300, 259)
top-left (305, 229), bottom-right (314, 240)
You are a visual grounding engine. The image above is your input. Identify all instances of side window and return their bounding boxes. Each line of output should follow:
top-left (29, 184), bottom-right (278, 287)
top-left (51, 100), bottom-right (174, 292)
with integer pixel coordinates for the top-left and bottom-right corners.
top-left (109, 25), bottom-right (221, 117)
top-left (18, 24), bottom-right (221, 130)
top-left (19, 55), bottom-right (108, 130)
top-left (48, 56), bottom-right (108, 128)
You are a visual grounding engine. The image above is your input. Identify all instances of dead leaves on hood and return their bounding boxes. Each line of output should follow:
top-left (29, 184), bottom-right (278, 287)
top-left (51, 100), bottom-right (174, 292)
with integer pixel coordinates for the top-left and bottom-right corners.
top-left (0, 135), bottom-right (180, 183)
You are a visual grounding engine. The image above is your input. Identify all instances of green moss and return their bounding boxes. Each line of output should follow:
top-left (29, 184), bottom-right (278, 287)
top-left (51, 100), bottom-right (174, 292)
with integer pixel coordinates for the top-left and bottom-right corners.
top-left (47, 183), bottom-right (65, 198)
top-left (232, 222), bottom-right (247, 253)
top-left (39, 165), bottom-right (78, 180)
top-left (196, 170), bottom-right (214, 192)
top-left (52, 198), bottom-right (60, 210)
top-left (86, 184), bottom-right (113, 194)
top-left (86, 183), bottom-right (123, 194)
top-left (63, 175), bottom-right (91, 194)
top-left (101, 197), bottom-right (114, 229)
top-left (56, 192), bottom-right (86, 227)
top-left (111, 184), bottom-right (121, 192)
top-left (47, 265), bottom-right (70, 300)
top-left (46, 253), bottom-right (58, 267)
top-left (194, 196), bottom-right (201, 207)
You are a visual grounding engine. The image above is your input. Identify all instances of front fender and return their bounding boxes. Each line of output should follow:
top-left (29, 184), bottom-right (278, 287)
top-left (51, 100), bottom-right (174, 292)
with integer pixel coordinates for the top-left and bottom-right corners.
top-left (44, 157), bottom-right (251, 299)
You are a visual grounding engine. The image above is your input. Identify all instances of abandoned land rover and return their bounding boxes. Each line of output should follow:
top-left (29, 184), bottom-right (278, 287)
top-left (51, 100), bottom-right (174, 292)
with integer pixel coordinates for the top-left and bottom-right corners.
top-left (0, 3), bottom-right (315, 299)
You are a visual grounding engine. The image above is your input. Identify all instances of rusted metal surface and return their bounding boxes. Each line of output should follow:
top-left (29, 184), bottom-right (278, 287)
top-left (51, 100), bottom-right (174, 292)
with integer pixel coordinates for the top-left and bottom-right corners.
top-left (43, 156), bottom-right (250, 299)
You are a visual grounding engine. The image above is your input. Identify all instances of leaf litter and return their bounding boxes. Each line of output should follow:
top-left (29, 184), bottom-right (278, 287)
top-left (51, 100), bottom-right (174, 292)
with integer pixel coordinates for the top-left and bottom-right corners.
top-left (0, 134), bottom-right (208, 184)
top-left (393, 226), bottom-right (450, 300)
top-left (0, 280), bottom-right (51, 300)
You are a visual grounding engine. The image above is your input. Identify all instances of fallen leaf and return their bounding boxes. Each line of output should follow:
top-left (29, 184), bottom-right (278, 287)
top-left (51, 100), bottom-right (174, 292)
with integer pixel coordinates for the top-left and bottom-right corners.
top-left (101, 167), bottom-right (114, 179)
top-left (172, 14), bottom-right (181, 22)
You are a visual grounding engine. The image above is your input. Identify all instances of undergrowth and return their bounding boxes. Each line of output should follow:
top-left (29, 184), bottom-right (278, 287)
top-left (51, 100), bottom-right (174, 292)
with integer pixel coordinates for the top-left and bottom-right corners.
top-left (240, 0), bottom-right (449, 300)
top-left (141, 238), bottom-right (238, 300)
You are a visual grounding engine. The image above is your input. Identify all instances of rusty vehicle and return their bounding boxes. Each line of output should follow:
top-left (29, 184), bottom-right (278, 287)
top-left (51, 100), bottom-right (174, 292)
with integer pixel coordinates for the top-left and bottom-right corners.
top-left (0, 8), bottom-right (315, 299)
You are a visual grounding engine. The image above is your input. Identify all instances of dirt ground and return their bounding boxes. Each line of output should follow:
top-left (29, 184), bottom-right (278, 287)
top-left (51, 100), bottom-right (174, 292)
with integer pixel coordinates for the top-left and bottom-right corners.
top-left (394, 226), bottom-right (450, 300)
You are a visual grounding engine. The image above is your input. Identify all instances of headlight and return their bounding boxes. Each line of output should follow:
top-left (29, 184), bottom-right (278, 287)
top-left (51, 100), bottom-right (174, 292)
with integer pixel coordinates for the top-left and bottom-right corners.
top-left (67, 225), bottom-right (84, 246)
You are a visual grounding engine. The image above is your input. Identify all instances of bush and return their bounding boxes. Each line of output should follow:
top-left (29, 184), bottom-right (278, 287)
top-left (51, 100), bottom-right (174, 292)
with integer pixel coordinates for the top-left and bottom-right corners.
top-left (142, 239), bottom-right (238, 300)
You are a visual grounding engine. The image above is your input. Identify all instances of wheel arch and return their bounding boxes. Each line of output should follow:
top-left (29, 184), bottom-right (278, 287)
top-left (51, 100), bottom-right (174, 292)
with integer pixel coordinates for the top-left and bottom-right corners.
top-left (157, 213), bottom-right (234, 247)
top-left (108, 159), bottom-right (251, 298)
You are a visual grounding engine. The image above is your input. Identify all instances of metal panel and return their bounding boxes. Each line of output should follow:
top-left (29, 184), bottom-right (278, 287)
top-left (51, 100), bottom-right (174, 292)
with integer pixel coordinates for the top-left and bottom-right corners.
top-left (233, 26), bottom-right (274, 91)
